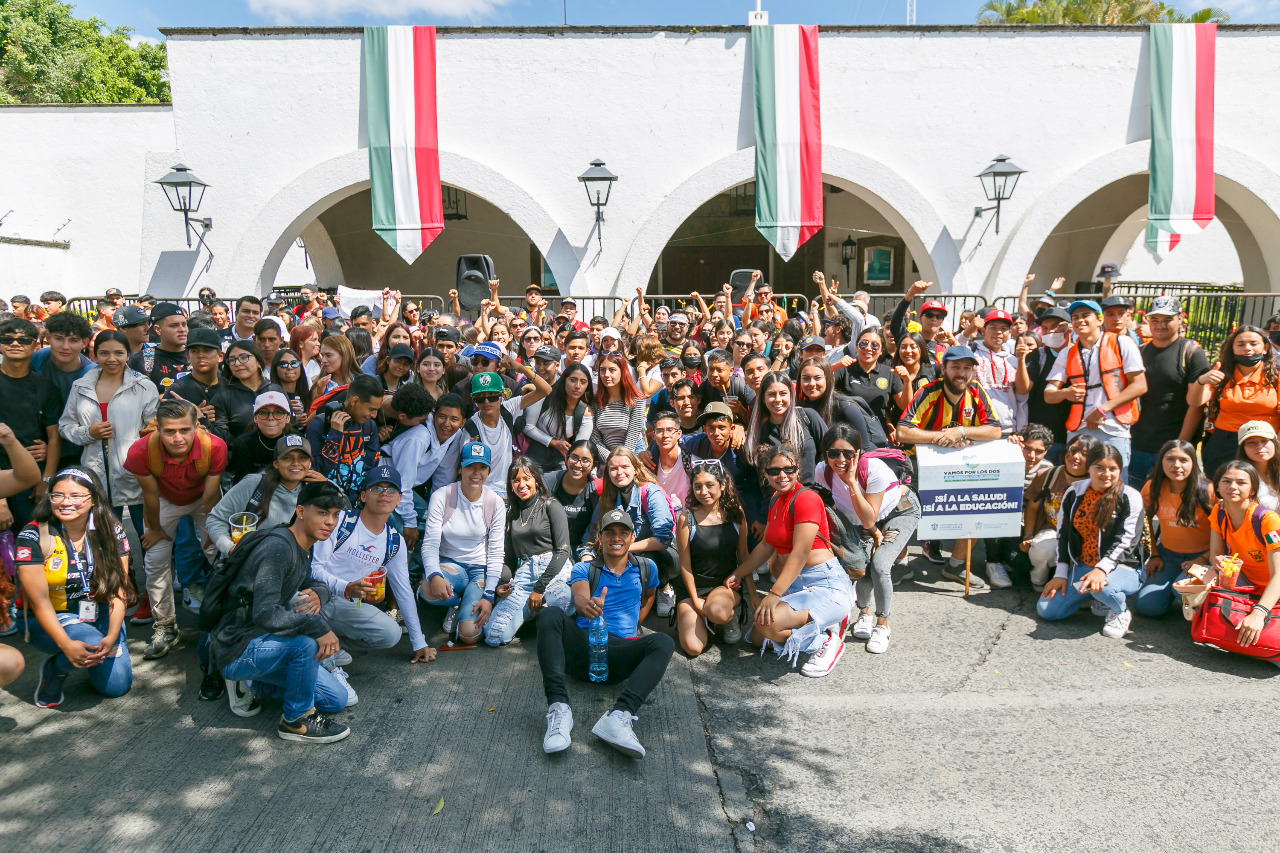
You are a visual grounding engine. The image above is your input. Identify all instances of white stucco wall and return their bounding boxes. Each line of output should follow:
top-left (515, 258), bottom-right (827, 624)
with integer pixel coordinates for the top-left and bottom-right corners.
top-left (2, 25), bottom-right (1278, 304)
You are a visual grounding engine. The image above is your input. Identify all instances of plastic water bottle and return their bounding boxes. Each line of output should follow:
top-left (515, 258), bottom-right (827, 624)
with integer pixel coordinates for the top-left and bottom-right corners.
top-left (588, 612), bottom-right (608, 682)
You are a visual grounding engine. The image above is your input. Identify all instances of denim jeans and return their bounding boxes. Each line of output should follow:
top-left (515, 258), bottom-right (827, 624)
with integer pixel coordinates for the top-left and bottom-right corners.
top-left (1134, 545), bottom-right (1203, 618)
top-left (220, 633), bottom-right (347, 722)
top-left (419, 561), bottom-right (488, 622)
top-left (1036, 561), bottom-right (1141, 621)
top-left (484, 551), bottom-right (574, 646)
top-left (1127, 450), bottom-right (1159, 489)
top-left (855, 491), bottom-right (921, 619)
top-left (26, 609), bottom-right (132, 697)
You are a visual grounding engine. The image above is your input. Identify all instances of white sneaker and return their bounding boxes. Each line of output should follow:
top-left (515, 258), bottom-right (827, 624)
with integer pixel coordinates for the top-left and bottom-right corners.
top-left (181, 584), bottom-right (205, 615)
top-left (592, 709), bottom-right (645, 758)
top-left (330, 666), bottom-right (359, 707)
top-left (986, 562), bottom-right (1013, 589)
top-left (942, 562), bottom-right (985, 588)
top-left (1101, 608), bottom-right (1132, 639)
top-left (851, 612), bottom-right (875, 641)
top-left (866, 624), bottom-right (891, 654)
top-left (656, 585), bottom-right (676, 618)
top-left (1030, 564), bottom-right (1050, 590)
top-left (442, 604), bottom-right (460, 635)
top-left (721, 602), bottom-right (743, 645)
top-left (320, 649), bottom-right (353, 671)
top-left (225, 679), bottom-right (261, 718)
top-left (543, 702), bottom-right (573, 754)
top-left (800, 630), bottom-right (845, 678)
top-left (1091, 600), bottom-right (1109, 617)
top-left (896, 557), bottom-right (914, 584)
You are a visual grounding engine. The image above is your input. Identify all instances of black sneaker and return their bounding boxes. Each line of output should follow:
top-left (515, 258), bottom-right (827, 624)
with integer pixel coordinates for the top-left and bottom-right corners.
top-left (34, 657), bottom-right (65, 709)
top-left (922, 541), bottom-right (946, 565)
top-left (199, 671), bottom-right (225, 701)
top-left (277, 711), bottom-right (350, 744)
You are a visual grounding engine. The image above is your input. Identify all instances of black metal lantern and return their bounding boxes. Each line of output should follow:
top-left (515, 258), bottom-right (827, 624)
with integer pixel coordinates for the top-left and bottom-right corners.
top-left (841, 235), bottom-right (857, 286)
top-left (974, 155), bottom-right (1026, 234)
top-left (154, 163), bottom-right (211, 248)
top-left (578, 159), bottom-right (618, 247)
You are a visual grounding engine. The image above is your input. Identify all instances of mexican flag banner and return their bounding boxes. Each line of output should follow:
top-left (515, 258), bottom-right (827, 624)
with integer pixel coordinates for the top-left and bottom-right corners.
top-left (1146, 23), bottom-right (1216, 256)
top-left (364, 25), bottom-right (444, 264)
top-left (1144, 222), bottom-right (1182, 261)
top-left (752, 24), bottom-right (822, 262)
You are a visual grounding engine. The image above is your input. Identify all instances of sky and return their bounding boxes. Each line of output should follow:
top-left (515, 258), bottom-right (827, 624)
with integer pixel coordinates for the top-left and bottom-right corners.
top-left (71, 0), bottom-right (1280, 44)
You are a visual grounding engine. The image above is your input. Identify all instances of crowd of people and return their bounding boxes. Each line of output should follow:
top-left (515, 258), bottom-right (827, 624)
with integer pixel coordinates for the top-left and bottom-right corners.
top-left (0, 270), bottom-right (1277, 758)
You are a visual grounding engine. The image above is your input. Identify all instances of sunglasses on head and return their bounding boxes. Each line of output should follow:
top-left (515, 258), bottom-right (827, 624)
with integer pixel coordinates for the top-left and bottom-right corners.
top-left (765, 465), bottom-right (799, 477)
top-left (473, 393), bottom-right (503, 404)
top-left (691, 458), bottom-right (724, 473)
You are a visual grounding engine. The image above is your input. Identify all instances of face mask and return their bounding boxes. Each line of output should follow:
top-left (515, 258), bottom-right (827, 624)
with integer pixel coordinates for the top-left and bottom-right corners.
top-left (1268, 331), bottom-right (1280, 347)
top-left (1041, 332), bottom-right (1065, 349)
top-left (1235, 351), bottom-right (1266, 367)
top-left (682, 355), bottom-right (702, 370)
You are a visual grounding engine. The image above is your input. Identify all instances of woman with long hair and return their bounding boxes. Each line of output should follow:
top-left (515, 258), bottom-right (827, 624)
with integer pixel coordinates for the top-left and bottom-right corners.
top-left (1022, 433), bottom-right (1101, 590)
top-left (708, 319), bottom-right (735, 354)
top-left (745, 371), bottom-right (827, 484)
top-left (1235, 420), bottom-right (1280, 511)
top-left (674, 460), bottom-right (750, 656)
top-left (271, 348), bottom-right (313, 428)
top-left (728, 444), bottom-right (855, 677)
top-left (796, 356), bottom-right (879, 448)
top-left (484, 458), bottom-right (575, 646)
top-left (1136, 439), bottom-right (1212, 618)
top-left (592, 446), bottom-right (678, 610)
top-left (730, 330), bottom-right (755, 373)
top-left (364, 321), bottom-right (415, 375)
top-left (344, 327), bottom-right (374, 369)
top-left (212, 340), bottom-right (282, 443)
top-left (58, 330), bottom-right (158, 538)
top-left (289, 325), bottom-right (322, 383)
top-left (517, 326), bottom-right (544, 365)
top-left (591, 352), bottom-right (648, 460)
top-left (413, 347), bottom-right (450, 402)
top-left (841, 327), bottom-right (901, 436)
top-left (487, 318), bottom-right (514, 355)
top-left (681, 342), bottom-right (705, 386)
top-left (543, 440), bottom-right (600, 559)
top-left (1037, 444), bottom-right (1143, 638)
top-left (1203, 460), bottom-right (1280, 654)
top-left (767, 332), bottom-right (795, 376)
top-left (524, 362), bottom-right (595, 473)
top-left (315, 333), bottom-right (357, 399)
top-left (17, 468), bottom-right (135, 707)
top-left (889, 331), bottom-right (939, 425)
top-left (373, 342), bottom-right (416, 395)
top-left (1200, 325), bottom-right (1280, 476)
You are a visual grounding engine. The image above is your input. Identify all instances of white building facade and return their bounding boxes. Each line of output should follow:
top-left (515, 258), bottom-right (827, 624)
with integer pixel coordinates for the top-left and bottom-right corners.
top-left (1, 24), bottom-right (1278, 306)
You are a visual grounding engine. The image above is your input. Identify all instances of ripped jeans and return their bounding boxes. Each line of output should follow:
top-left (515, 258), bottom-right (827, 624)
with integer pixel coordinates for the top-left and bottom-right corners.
top-left (484, 551), bottom-right (574, 646)
top-left (419, 561), bottom-right (489, 626)
top-left (855, 491), bottom-right (921, 619)
top-left (763, 557), bottom-right (855, 665)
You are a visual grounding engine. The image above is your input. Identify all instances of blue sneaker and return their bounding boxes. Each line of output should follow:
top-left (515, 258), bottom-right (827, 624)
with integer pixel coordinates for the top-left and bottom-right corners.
top-left (35, 657), bottom-right (66, 709)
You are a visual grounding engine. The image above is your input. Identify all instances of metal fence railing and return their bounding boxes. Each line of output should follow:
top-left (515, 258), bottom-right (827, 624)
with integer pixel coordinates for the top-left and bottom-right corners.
top-left (865, 294), bottom-right (989, 328)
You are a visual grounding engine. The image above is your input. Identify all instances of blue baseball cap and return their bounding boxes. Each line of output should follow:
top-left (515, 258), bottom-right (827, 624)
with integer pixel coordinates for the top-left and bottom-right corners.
top-left (459, 345), bottom-right (476, 359)
top-left (941, 345), bottom-right (978, 364)
top-left (1067, 299), bottom-right (1102, 318)
top-left (471, 342), bottom-right (504, 362)
top-left (321, 306), bottom-right (341, 320)
top-left (361, 464), bottom-right (401, 491)
top-left (460, 441), bottom-right (491, 468)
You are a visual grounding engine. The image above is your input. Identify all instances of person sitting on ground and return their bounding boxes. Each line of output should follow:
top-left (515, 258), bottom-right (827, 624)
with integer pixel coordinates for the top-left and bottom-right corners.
top-left (538, 507), bottom-right (673, 759)
top-left (419, 441), bottom-right (505, 645)
top-left (212, 480), bottom-right (352, 744)
top-left (674, 459), bottom-right (750, 656)
top-left (588, 447), bottom-right (677, 616)
top-left (1022, 434), bottom-right (1101, 590)
top-left (1037, 444), bottom-right (1143, 639)
top-left (1235, 419), bottom-right (1280, 511)
top-left (485, 458), bottom-right (575, 647)
top-left (1136, 439), bottom-right (1212, 618)
top-left (305, 374), bottom-right (384, 506)
top-left (728, 444), bottom-right (856, 678)
top-left (543, 440), bottom-right (601, 559)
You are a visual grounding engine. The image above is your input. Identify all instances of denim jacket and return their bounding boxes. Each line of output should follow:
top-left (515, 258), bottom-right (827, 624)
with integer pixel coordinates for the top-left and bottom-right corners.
top-left (588, 483), bottom-right (674, 547)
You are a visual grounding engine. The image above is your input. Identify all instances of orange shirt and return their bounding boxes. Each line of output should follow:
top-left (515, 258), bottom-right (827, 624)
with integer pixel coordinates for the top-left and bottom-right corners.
top-left (1210, 501), bottom-right (1280, 586)
top-left (1213, 364), bottom-right (1280, 434)
top-left (1141, 481), bottom-right (1211, 555)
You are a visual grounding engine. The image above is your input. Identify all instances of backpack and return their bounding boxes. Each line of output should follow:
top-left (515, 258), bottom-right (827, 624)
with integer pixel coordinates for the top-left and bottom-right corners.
top-left (307, 382), bottom-right (349, 417)
top-left (330, 511), bottom-right (402, 567)
top-left (855, 447), bottom-right (913, 492)
top-left (584, 554), bottom-right (653, 600)
top-left (774, 486), bottom-right (870, 581)
top-left (199, 524), bottom-right (291, 632)
top-left (1215, 503), bottom-right (1270, 547)
top-left (146, 428), bottom-right (213, 479)
top-left (465, 406), bottom-right (519, 453)
top-left (440, 481), bottom-right (502, 531)
top-left (640, 482), bottom-right (677, 525)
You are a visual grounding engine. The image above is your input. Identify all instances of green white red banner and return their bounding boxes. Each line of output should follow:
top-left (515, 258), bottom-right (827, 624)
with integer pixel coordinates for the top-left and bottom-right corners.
top-left (1146, 22), bottom-right (1215, 256)
top-left (364, 25), bottom-right (444, 264)
top-left (752, 24), bottom-right (822, 262)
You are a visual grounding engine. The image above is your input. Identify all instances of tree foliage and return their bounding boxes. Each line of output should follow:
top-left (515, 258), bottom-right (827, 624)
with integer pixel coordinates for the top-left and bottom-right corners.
top-left (976, 0), bottom-right (1230, 23)
top-left (0, 0), bottom-right (169, 104)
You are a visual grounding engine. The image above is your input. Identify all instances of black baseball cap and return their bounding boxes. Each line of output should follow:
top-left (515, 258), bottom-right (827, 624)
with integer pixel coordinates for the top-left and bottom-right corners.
top-left (150, 302), bottom-right (186, 323)
top-left (385, 343), bottom-right (415, 361)
top-left (114, 305), bottom-right (149, 328)
top-left (185, 327), bottom-right (222, 350)
top-left (1099, 295), bottom-right (1133, 310)
top-left (434, 325), bottom-right (461, 344)
top-left (1037, 307), bottom-right (1070, 323)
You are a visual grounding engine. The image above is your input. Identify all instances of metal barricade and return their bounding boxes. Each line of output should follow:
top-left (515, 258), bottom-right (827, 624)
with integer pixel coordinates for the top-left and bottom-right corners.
top-left (644, 292), bottom-right (810, 321)
top-left (865, 294), bottom-right (988, 329)
top-left (493, 294), bottom-right (625, 324)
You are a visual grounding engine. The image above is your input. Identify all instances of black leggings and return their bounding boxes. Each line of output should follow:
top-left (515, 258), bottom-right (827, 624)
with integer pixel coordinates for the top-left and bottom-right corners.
top-left (536, 607), bottom-right (674, 715)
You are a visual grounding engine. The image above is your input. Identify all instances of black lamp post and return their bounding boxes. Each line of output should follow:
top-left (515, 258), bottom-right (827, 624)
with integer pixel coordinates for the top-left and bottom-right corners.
top-left (154, 163), bottom-right (212, 248)
top-left (841, 235), bottom-right (857, 287)
top-left (578, 159), bottom-right (617, 248)
top-left (974, 154), bottom-right (1026, 235)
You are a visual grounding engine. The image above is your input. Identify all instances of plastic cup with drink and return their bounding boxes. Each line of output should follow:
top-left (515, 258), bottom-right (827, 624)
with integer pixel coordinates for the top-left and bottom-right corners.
top-left (230, 512), bottom-right (258, 545)
top-left (1218, 553), bottom-right (1243, 590)
top-left (361, 568), bottom-right (387, 605)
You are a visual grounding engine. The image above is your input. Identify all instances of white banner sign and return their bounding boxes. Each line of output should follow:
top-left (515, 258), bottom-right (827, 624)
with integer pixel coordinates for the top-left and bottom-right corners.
top-left (916, 441), bottom-right (1025, 540)
top-left (336, 285), bottom-right (385, 320)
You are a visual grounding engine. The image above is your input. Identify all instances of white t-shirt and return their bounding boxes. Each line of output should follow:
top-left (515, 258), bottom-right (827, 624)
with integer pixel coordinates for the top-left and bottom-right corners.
top-left (468, 396), bottom-right (526, 499)
top-left (1047, 334), bottom-right (1145, 438)
top-left (816, 459), bottom-right (902, 524)
top-left (972, 341), bottom-right (1026, 435)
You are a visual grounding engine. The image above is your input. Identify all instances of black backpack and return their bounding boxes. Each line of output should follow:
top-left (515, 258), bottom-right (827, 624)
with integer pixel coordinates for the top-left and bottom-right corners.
top-left (198, 524), bottom-right (291, 632)
top-left (584, 555), bottom-right (653, 603)
top-left (776, 485), bottom-right (871, 582)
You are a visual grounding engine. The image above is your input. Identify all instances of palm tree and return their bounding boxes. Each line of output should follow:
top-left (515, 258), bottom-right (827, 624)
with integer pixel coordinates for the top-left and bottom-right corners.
top-left (975, 0), bottom-right (1230, 23)
top-left (976, 0), bottom-right (1029, 23)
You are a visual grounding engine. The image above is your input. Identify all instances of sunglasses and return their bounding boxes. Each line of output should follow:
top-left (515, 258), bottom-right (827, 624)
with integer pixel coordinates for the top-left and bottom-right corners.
top-left (473, 393), bottom-right (503, 404)
top-left (691, 458), bottom-right (724, 472)
top-left (856, 341), bottom-right (881, 351)
top-left (826, 448), bottom-right (856, 460)
top-left (765, 465), bottom-right (799, 477)
top-left (0, 336), bottom-right (35, 347)
top-left (733, 340), bottom-right (752, 347)
top-left (277, 360), bottom-right (301, 370)
top-left (523, 335), bottom-right (542, 343)
top-left (921, 311), bottom-right (947, 320)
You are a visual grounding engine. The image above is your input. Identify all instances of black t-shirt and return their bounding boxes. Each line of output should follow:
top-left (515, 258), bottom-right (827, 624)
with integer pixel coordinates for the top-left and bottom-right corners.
top-left (128, 346), bottom-right (188, 393)
top-left (544, 471), bottom-right (600, 554)
top-left (1025, 346), bottom-right (1070, 445)
top-left (886, 362), bottom-right (940, 427)
top-left (1131, 337), bottom-right (1211, 452)
top-left (0, 369), bottom-right (62, 470)
top-left (836, 360), bottom-right (902, 433)
top-left (169, 374), bottom-right (222, 429)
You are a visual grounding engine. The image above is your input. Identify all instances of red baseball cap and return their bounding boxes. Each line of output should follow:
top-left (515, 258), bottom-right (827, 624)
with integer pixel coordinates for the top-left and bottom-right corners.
top-left (920, 300), bottom-right (948, 314)
top-left (985, 309), bottom-right (1013, 325)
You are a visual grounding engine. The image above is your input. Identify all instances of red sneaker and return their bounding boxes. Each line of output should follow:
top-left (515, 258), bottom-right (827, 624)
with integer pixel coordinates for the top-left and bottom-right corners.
top-left (129, 596), bottom-right (154, 625)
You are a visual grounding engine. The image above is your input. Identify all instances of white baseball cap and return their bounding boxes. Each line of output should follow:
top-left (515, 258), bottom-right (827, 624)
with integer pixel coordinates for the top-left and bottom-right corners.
top-left (253, 390), bottom-right (291, 414)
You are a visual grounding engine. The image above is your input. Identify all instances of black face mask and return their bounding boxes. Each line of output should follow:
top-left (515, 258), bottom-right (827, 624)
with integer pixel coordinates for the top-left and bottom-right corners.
top-left (1236, 351), bottom-right (1266, 367)
top-left (682, 356), bottom-right (702, 370)
top-left (1268, 331), bottom-right (1280, 347)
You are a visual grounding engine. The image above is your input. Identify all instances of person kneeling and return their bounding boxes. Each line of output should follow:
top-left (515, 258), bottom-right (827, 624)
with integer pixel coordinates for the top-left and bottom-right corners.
top-left (674, 461), bottom-right (750, 656)
top-left (539, 509), bottom-right (675, 759)
top-left (210, 481), bottom-right (352, 744)
top-left (1037, 444), bottom-right (1143, 638)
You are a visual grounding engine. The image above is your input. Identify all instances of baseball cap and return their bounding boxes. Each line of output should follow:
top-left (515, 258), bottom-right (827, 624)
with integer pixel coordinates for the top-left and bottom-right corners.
top-left (185, 327), bottom-right (222, 350)
top-left (459, 345), bottom-right (476, 359)
top-left (1098, 263), bottom-right (1121, 279)
top-left (275, 433), bottom-right (312, 459)
top-left (253, 390), bottom-right (291, 414)
top-left (1146, 295), bottom-right (1183, 317)
top-left (1034, 292), bottom-right (1058, 306)
top-left (920, 300), bottom-right (948, 315)
top-left (150, 302), bottom-right (185, 323)
top-left (297, 480), bottom-right (348, 510)
top-left (321, 306), bottom-right (341, 320)
top-left (534, 345), bottom-right (561, 363)
top-left (1037, 307), bottom-right (1070, 323)
top-left (599, 507), bottom-right (634, 532)
top-left (113, 305), bottom-right (149, 328)
top-left (460, 441), bottom-right (491, 468)
top-left (942, 345), bottom-right (978, 364)
top-left (600, 327), bottom-right (622, 342)
top-left (433, 325), bottom-right (461, 344)
top-left (561, 297), bottom-right (577, 306)
top-left (985, 309), bottom-right (1013, 326)
top-left (1067, 300), bottom-right (1103, 318)
top-left (385, 343), bottom-right (415, 362)
top-left (799, 335), bottom-right (826, 352)
top-left (1237, 421), bottom-right (1278, 445)
top-left (471, 342), bottom-right (504, 362)
top-left (1099, 295), bottom-right (1133, 310)
top-left (471, 371), bottom-right (505, 396)
top-left (105, 288), bottom-right (123, 298)
top-left (361, 464), bottom-right (402, 491)
top-left (525, 283), bottom-right (541, 293)
top-left (697, 401), bottom-right (734, 425)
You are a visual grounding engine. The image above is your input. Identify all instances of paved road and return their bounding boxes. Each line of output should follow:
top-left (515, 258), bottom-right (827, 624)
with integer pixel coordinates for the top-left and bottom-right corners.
top-left (3, 550), bottom-right (1278, 852)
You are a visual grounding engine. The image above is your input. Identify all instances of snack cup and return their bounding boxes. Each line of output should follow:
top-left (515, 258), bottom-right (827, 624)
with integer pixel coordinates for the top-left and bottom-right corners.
top-left (1219, 556), bottom-right (1243, 590)
top-left (230, 512), bottom-right (259, 544)
top-left (1172, 577), bottom-right (1210, 621)
top-left (363, 568), bottom-right (387, 604)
